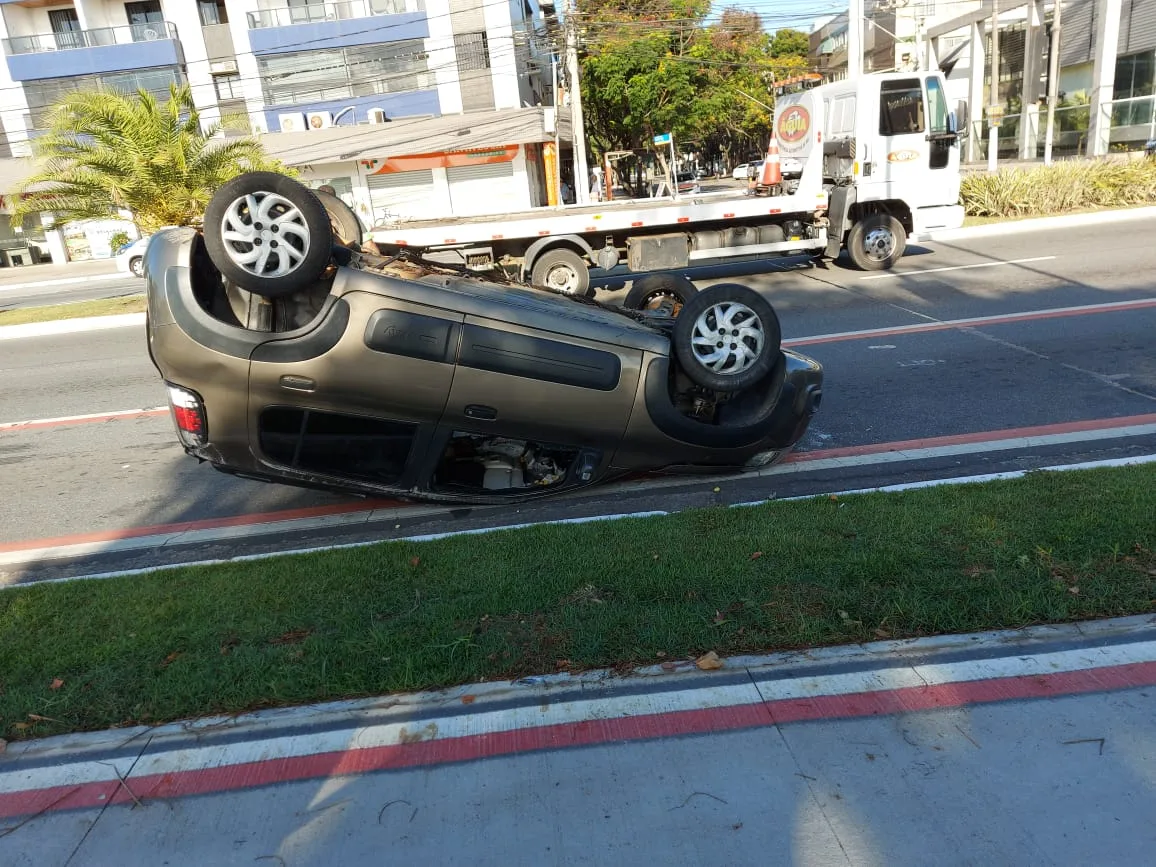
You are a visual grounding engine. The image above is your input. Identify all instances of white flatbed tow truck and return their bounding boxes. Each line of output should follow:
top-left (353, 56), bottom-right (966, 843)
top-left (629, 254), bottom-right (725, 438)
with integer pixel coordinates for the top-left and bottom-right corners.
top-left (368, 71), bottom-right (968, 296)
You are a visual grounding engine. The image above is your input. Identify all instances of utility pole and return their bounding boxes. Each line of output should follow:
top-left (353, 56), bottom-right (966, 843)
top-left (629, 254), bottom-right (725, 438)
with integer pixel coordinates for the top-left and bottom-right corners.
top-left (564, 0), bottom-right (591, 205)
top-left (847, 0), bottom-right (864, 80)
top-left (988, 0), bottom-right (1000, 172)
top-left (1043, 0), bottom-right (1063, 165)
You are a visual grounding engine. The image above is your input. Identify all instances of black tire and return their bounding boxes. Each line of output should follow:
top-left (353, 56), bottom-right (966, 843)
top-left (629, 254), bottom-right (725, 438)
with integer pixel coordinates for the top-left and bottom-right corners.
top-left (203, 171), bottom-right (333, 298)
top-left (622, 273), bottom-right (699, 315)
top-left (314, 188), bottom-right (363, 247)
top-left (530, 247), bottom-right (591, 296)
top-left (129, 256), bottom-right (144, 278)
top-left (846, 213), bottom-right (906, 271)
top-left (672, 283), bottom-right (781, 393)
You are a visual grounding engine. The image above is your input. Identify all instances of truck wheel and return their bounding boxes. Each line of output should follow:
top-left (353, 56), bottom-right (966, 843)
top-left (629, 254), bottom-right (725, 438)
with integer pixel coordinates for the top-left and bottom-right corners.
top-left (203, 171), bottom-right (333, 298)
top-left (531, 247), bottom-right (591, 296)
top-left (314, 188), bottom-right (363, 247)
top-left (623, 274), bottom-right (698, 316)
top-left (673, 283), bottom-right (781, 393)
top-left (847, 213), bottom-right (906, 271)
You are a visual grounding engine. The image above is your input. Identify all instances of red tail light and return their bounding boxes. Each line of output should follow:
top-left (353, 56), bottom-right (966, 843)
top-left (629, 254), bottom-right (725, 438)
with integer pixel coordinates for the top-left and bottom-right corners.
top-left (167, 384), bottom-right (207, 447)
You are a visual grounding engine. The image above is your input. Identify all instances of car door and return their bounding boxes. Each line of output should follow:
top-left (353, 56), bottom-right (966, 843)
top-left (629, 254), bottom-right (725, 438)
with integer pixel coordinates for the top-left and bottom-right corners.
top-left (247, 288), bottom-right (463, 491)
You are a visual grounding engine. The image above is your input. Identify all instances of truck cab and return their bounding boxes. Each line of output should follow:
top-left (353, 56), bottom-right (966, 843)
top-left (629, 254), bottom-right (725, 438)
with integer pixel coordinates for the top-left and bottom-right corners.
top-left (775, 71), bottom-right (966, 270)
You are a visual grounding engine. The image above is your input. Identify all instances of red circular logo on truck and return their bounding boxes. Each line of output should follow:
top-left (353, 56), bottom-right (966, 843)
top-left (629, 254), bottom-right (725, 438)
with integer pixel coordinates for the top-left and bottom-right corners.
top-left (777, 105), bottom-right (810, 143)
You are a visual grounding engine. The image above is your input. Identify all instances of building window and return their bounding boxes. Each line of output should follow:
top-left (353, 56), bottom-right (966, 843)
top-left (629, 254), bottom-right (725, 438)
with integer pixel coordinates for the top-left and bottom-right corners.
top-left (257, 41), bottom-right (432, 105)
top-left (214, 74), bottom-right (242, 100)
top-left (1113, 51), bottom-right (1155, 126)
top-left (24, 67), bottom-right (184, 129)
top-left (125, 1), bottom-right (165, 42)
top-left (454, 32), bottom-right (491, 72)
top-left (879, 79), bottom-right (925, 136)
top-left (48, 9), bottom-right (83, 50)
top-left (198, 0), bottom-right (229, 25)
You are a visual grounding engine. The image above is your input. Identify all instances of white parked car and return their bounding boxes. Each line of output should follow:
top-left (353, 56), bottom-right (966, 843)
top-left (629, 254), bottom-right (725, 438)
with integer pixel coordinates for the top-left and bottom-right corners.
top-left (115, 236), bottom-right (149, 278)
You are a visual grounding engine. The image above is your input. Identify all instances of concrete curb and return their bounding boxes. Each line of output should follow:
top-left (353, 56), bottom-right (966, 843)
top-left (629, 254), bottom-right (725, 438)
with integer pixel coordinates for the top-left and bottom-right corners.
top-left (2, 613), bottom-right (1154, 820)
top-left (0, 311), bottom-right (144, 341)
top-left (915, 204), bottom-right (1156, 243)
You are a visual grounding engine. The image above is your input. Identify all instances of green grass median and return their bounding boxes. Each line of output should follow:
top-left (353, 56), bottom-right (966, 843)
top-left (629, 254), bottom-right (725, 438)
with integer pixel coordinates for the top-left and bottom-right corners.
top-left (2, 463), bottom-right (1154, 740)
top-left (0, 295), bottom-right (146, 327)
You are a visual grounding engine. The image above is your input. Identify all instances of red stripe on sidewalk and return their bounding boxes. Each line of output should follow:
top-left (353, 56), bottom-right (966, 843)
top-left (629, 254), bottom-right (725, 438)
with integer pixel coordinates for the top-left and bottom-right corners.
top-left (3, 659), bottom-right (1154, 820)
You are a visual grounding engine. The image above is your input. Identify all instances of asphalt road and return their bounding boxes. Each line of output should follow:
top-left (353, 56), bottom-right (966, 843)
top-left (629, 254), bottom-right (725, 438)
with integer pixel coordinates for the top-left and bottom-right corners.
top-left (0, 274), bottom-right (144, 309)
top-left (3, 216), bottom-right (1156, 579)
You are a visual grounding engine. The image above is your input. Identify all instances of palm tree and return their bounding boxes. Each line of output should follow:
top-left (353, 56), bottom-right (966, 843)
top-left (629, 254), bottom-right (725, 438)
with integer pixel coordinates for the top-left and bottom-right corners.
top-left (12, 84), bottom-right (290, 233)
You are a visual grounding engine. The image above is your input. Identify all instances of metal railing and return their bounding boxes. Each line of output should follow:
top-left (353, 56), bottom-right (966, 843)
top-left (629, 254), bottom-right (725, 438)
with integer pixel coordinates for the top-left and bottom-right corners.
top-left (1097, 94), bottom-right (1156, 146)
top-left (247, 0), bottom-right (425, 29)
top-left (3, 21), bottom-right (178, 55)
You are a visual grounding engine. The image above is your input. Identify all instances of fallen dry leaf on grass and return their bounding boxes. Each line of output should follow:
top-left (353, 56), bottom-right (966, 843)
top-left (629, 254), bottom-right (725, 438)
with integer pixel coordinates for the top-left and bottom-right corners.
top-left (695, 651), bottom-right (724, 671)
top-left (269, 628), bottom-right (312, 646)
top-left (49, 678), bottom-right (64, 691)
top-left (460, 695), bottom-right (476, 705)
top-left (409, 556), bottom-right (421, 567)
top-left (750, 552), bottom-right (763, 560)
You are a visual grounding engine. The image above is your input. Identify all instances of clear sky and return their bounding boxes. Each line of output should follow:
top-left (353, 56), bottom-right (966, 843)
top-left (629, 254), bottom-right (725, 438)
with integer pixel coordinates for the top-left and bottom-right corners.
top-left (706, 0), bottom-right (846, 33)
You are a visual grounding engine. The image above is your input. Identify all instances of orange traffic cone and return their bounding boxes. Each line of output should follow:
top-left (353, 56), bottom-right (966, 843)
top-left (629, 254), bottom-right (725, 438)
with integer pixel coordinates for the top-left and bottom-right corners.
top-left (759, 139), bottom-right (783, 187)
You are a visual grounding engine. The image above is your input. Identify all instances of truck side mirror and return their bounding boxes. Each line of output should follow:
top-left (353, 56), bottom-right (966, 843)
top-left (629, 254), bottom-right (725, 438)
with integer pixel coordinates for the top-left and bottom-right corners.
top-left (954, 100), bottom-right (970, 137)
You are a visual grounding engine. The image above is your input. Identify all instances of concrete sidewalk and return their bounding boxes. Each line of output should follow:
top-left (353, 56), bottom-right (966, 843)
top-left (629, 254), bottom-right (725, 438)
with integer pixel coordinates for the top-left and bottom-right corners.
top-left (2, 616), bottom-right (1155, 866)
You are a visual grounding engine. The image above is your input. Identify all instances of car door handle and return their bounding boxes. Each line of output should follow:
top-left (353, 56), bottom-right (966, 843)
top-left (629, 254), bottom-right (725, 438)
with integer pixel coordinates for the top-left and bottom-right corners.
top-left (464, 404), bottom-right (497, 420)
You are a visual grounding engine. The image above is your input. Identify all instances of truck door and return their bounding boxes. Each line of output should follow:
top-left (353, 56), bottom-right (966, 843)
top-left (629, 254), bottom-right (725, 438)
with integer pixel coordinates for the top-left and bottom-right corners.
top-left (876, 76), bottom-right (958, 208)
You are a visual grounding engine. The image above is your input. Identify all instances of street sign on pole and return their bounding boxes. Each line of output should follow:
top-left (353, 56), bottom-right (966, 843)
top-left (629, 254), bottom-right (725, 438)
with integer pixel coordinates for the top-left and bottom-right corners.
top-left (653, 132), bottom-right (672, 145)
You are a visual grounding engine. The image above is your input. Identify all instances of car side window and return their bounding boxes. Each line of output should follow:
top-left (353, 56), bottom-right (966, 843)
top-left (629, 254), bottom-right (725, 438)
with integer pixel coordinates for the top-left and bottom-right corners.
top-left (880, 79), bottom-right (925, 136)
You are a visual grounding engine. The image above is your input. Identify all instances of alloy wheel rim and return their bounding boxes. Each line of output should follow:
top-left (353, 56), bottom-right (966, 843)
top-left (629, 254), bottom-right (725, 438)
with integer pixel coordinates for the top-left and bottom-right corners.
top-left (220, 191), bottom-right (310, 278)
top-left (689, 301), bottom-right (765, 374)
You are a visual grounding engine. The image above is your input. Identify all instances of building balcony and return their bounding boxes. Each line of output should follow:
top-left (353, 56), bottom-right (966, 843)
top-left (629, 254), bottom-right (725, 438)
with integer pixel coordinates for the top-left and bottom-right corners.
top-left (247, 0), bottom-right (427, 54)
top-left (2, 22), bottom-right (182, 81)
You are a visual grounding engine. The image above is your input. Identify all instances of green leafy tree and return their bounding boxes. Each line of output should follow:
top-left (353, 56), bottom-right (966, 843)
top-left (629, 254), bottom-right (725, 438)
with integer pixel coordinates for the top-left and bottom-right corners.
top-left (768, 28), bottom-right (809, 59)
top-left (576, 3), bottom-right (810, 170)
top-left (13, 84), bottom-right (290, 232)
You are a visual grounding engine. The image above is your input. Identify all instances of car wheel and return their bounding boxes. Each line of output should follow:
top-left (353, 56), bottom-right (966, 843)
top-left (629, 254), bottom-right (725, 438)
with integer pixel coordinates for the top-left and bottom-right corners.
top-left (622, 273), bottom-right (699, 316)
top-left (203, 171), bottom-right (333, 298)
top-left (314, 188), bottom-right (363, 247)
top-left (129, 256), bottom-right (144, 278)
top-left (847, 213), bottom-right (906, 271)
top-left (672, 283), bottom-right (781, 392)
top-left (530, 247), bottom-right (591, 296)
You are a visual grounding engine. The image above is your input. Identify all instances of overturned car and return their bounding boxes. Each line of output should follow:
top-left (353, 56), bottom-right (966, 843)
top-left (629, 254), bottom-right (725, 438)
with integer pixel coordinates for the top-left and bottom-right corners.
top-left (144, 172), bottom-right (823, 504)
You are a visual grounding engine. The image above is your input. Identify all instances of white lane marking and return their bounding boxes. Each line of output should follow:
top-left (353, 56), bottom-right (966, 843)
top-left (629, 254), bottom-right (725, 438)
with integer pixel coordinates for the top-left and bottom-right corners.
top-left (0, 407), bottom-right (165, 430)
top-left (868, 344), bottom-right (896, 350)
top-left (859, 255), bottom-right (1058, 281)
top-left (0, 312), bottom-right (145, 341)
top-left (0, 272), bottom-right (124, 292)
top-left (781, 296), bottom-right (1156, 346)
top-left (7, 636), bottom-right (1155, 795)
